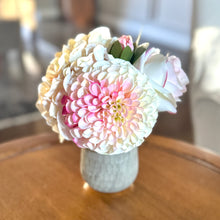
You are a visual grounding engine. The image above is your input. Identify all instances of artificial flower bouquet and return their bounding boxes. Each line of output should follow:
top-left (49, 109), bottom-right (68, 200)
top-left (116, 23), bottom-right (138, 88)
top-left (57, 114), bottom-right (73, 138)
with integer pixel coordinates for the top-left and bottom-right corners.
top-left (36, 27), bottom-right (189, 155)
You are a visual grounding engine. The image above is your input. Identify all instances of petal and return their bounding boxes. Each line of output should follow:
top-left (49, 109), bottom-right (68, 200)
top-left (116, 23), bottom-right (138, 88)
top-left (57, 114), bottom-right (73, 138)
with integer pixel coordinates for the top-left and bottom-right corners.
top-left (61, 95), bottom-right (68, 105)
top-left (88, 105), bottom-right (100, 112)
top-left (71, 81), bottom-right (79, 91)
top-left (72, 113), bottom-right (79, 123)
top-left (88, 27), bottom-right (111, 44)
top-left (77, 108), bottom-right (88, 117)
top-left (71, 100), bottom-right (79, 112)
top-left (66, 100), bottom-right (72, 113)
top-left (122, 78), bottom-right (133, 92)
top-left (89, 83), bottom-right (101, 96)
top-left (108, 84), bottom-right (117, 94)
top-left (89, 137), bottom-right (101, 144)
top-left (92, 98), bottom-right (100, 106)
top-left (77, 87), bottom-right (87, 98)
top-left (82, 128), bottom-right (93, 138)
top-left (71, 127), bottom-right (82, 138)
top-left (164, 81), bottom-right (183, 100)
top-left (177, 69), bottom-right (189, 86)
top-left (134, 47), bottom-right (160, 72)
top-left (101, 96), bottom-right (110, 103)
top-left (57, 112), bottom-right (72, 140)
top-left (143, 54), bottom-right (167, 86)
top-left (93, 45), bottom-right (106, 61)
top-left (150, 80), bottom-right (177, 113)
top-left (94, 120), bottom-right (103, 127)
top-left (123, 98), bottom-right (132, 106)
top-left (166, 63), bottom-right (181, 86)
top-left (78, 118), bottom-right (90, 129)
top-left (84, 94), bottom-right (94, 105)
top-left (86, 112), bottom-right (99, 123)
top-left (77, 98), bottom-right (86, 107)
top-left (63, 73), bottom-right (75, 93)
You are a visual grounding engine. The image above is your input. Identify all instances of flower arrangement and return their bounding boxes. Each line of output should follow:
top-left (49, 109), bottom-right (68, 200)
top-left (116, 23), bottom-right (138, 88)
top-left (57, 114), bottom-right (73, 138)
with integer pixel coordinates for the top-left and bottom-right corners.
top-left (36, 27), bottom-right (189, 155)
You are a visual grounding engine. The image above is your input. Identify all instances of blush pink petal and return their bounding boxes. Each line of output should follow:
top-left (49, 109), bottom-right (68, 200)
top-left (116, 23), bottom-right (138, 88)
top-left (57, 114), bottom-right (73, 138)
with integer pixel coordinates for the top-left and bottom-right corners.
top-left (92, 98), bottom-right (100, 106)
top-left (70, 91), bottom-right (78, 100)
top-left (71, 100), bottom-right (79, 112)
top-left (86, 112), bottom-right (99, 123)
top-left (84, 94), bottom-right (94, 105)
top-left (77, 108), bottom-right (88, 117)
top-left (122, 79), bottom-right (133, 92)
top-left (76, 99), bottom-right (86, 107)
top-left (72, 113), bottom-right (79, 123)
top-left (100, 79), bottom-right (108, 88)
top-left (78, 118), bottom-right (90, 129)
top-left (111, 91), bottom-right (118, 99)
top-left (89, 83), bottom-right (101, 96)
top-left (165, 56), bottom-right (189, 101)
top-left (94, 120), bottom-right (103, 127)
top-left (88, 105), bottom-right (100, 112)
top-left (123, 98), bottom-right (132, 106)
top-left (101, 96), bottom-right (110, 103)
top-left (108, 84), bottom-right (117, 94)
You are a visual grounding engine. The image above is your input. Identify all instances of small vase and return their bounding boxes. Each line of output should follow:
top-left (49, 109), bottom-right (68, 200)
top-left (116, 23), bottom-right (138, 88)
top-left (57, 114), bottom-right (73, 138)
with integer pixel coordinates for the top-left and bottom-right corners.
top-left (80, 148), bottom-right (139, 193)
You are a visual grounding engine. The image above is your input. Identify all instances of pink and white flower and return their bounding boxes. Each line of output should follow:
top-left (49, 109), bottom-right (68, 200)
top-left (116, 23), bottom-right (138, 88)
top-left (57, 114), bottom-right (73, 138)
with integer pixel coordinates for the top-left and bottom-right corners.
top-left (38, 45), bottom-right (158, 154)
top-left (134, 48), bottom-right (189, 113)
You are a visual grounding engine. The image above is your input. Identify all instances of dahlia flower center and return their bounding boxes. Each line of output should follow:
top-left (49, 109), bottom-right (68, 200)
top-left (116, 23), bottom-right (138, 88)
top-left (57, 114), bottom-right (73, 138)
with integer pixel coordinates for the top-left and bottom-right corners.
top-left (107, 100), bottom-right (124, 122)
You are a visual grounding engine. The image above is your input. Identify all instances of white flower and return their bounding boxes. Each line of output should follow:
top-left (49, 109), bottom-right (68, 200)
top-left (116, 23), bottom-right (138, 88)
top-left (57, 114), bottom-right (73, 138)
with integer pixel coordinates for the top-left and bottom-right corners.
top-left (134, 48), bottom-right (189, 113)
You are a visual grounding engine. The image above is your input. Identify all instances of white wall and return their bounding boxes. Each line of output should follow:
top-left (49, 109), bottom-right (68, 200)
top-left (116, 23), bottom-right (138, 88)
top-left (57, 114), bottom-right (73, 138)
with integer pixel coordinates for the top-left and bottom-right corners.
top-left (193, 0), bottom-right (220, 28)
top-left (96, 0), bottom-right (193, 52)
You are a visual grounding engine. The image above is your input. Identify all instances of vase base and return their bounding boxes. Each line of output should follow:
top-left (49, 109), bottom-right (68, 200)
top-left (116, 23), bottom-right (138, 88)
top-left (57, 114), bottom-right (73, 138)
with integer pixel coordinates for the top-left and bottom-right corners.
top-left (80, 148), bottom-right (139, 193)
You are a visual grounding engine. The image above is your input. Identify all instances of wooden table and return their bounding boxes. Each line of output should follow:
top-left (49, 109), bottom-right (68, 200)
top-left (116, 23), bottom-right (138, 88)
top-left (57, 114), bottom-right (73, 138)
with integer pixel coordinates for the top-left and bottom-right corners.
top-left (0, 133), bottom-right (220, 220)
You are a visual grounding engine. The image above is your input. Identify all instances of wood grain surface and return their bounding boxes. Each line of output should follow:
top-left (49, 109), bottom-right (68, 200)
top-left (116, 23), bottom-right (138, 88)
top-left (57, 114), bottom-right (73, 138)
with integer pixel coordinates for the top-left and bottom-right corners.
top-left (0, 133), bottom-right (220, 220)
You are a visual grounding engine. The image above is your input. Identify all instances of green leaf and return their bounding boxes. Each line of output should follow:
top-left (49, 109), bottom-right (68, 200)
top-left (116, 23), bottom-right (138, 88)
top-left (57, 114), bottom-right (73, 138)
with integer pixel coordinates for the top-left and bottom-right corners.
top-left (109, 41), bottom-right (123, 58)
top-left (120, 46), bottom-right (133, 61)
top-left (131, 42), bottom-right (149, 64)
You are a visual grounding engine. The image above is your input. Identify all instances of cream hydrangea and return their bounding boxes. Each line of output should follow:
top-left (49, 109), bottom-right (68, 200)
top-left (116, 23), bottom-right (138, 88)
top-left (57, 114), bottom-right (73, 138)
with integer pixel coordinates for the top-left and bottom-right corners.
top-left (36, 27), bottom-right (115, 134)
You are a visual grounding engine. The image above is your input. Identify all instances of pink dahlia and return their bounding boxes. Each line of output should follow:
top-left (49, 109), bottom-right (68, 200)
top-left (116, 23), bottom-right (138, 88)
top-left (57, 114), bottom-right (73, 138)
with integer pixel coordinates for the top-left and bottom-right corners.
top-left (53, 45), bottom-right (158, 154)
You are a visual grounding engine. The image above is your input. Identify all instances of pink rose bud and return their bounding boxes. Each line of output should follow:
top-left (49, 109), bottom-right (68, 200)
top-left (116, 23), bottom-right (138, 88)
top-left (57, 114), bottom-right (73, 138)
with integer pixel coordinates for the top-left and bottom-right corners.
top-left (118, 35), bottom-right (134, 51)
